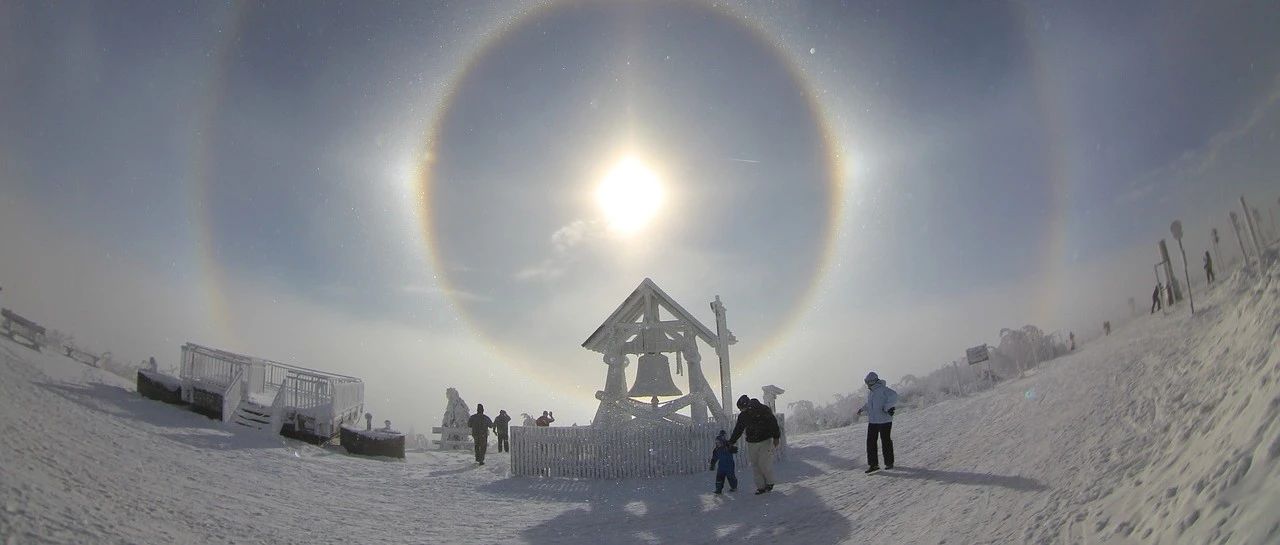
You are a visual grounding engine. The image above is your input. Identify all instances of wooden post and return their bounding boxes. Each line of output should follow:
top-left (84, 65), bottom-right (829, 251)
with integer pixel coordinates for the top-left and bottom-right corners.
top-left (711, 296), bottom-right (734, 417)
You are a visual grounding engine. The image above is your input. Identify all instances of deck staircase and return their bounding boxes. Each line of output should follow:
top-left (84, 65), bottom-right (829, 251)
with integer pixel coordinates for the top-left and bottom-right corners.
top-left (231, 399), bottom-right (274, 431)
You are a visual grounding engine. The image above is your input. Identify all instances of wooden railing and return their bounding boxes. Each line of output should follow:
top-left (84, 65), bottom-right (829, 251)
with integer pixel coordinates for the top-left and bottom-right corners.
top-left (221, 366), bottom-right (246, 424)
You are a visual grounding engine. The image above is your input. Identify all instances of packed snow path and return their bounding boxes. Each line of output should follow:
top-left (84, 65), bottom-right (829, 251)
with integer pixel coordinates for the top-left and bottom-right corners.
top-left (2, 265), bottom-right (1277, 544)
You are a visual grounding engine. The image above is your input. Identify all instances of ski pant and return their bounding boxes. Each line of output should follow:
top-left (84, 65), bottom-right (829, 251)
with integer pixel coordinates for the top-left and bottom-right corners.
top-left (1206, 268), bottom-right (1214, 284)
top-left (746, 440), bottom-right (776, 490)
top-left (715, 466), bottom-right (738, 492)
top-left (495, 432), bottom-right (509, 453)
top-left (867, 422), bottom-right (894, 468)
top-left (1151, 296), bottom-right (1161, 313)
top-left (473, 434), bottom-right (488, 462)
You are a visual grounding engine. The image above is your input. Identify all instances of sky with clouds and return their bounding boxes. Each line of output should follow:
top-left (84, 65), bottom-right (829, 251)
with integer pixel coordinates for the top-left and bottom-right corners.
top-left (2, 0), bottom-right (1278, 429)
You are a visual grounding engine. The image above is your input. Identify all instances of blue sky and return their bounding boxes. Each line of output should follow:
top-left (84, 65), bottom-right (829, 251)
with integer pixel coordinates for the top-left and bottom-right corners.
top-left (2, 0), bottom-right (1278, 427)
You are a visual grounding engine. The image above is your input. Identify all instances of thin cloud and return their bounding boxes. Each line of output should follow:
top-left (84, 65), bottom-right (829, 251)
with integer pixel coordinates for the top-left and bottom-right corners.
top-left (514, 219), bottom-right (603, 283)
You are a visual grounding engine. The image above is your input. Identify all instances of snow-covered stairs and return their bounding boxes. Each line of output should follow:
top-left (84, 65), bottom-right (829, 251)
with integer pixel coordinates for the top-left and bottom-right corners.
top-left (231, 400), bottom-right (273, 431)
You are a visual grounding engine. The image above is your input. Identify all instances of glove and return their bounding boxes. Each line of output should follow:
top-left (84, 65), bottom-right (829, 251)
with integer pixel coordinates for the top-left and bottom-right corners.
top-left (709, 463), bottom-right (716, 471)
top-left (887, 407), bottom-right (896, 416)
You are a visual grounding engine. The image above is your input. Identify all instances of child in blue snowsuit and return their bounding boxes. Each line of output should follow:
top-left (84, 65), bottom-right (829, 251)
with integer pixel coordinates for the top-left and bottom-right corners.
top-left (710, 430), bottom-right (738, 494)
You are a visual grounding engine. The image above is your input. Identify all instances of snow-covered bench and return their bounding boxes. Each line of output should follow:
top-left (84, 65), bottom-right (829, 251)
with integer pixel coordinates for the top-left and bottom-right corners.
top-left (63, 345), bottom-right (100, 367)
top-left (1, 308), bottom-right (46, 351)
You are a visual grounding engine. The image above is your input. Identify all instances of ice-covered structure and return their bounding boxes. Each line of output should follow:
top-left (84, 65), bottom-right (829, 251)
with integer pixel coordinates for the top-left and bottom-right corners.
top-left (177, 343), bottom-right (364, 444)
top-left (509, 278), bottom-right (777, 479)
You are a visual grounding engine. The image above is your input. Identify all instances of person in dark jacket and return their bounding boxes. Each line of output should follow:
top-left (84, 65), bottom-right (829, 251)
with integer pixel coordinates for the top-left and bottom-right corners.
top-left (467, 404), bottom-right (493, 464)
top-left (492, 409), bottom-right (512, 453)
top-left (728, 395), bottom-right (781, 494)
top-left (535, 411), bottom-right (555, 427)
top-left (709, 430), bottom-right (738, 494)
top-left (1151, 283), bottom-right (1163, 313)
top-left (1204, 251), bottom-right (1215, 284)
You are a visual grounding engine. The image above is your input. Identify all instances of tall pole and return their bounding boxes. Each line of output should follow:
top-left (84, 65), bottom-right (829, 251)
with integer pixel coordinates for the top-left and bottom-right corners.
top-left (1242, 197), bottom-right (1265, 261)
top-left (711, 296), bottom-right (735, 417)
top-left (1172, 220), bottom-right (1194, 315)
top-left (1211, 228), bottom-right (1221, 272)
top-left (1230, 212), bottom-right (1250, 268)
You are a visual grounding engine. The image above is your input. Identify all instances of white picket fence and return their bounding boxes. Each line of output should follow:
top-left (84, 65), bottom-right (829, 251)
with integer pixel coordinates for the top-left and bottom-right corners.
top-left (510, 423), bottom-right (730, 479)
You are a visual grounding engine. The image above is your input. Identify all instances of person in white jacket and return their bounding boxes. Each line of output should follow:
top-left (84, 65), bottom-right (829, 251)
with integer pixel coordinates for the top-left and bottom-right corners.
top-left (856, 371), bottom-right (898, 473)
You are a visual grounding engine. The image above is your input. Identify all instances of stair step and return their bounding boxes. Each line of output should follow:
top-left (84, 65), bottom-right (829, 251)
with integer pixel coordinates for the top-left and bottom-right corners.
top-left (235, 414), bottom-right (271, 425)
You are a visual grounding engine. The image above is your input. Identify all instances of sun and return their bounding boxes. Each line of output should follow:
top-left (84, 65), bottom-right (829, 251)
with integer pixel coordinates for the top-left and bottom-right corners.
top-left (596, 157), bottom-right (664, 234)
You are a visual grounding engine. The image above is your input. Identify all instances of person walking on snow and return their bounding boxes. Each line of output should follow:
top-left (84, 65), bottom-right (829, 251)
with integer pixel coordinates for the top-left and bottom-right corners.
top-left (729, 395), bottom-right (781, 494)
top-left (467, 404), bottom-right (493, 465)
top-left (1204, 251), bottom-right (1215, 284)
top-left (856, 372), bottom-right (898, 473)
top-left (1150, 283), bottom-right (1163, 313)
top-left (709, 430), bottom-right (739, 494)
top-left (492, 409), bottom-right (512, 453)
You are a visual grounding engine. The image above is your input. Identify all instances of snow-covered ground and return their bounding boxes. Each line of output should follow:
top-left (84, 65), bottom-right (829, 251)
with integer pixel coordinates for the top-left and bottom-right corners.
top-left (1, 263), bottom-right (1277, 544)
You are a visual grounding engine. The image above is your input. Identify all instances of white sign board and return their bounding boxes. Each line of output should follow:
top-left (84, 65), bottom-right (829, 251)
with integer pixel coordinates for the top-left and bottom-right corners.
top-left (966, 345), bottom-right (990, 365)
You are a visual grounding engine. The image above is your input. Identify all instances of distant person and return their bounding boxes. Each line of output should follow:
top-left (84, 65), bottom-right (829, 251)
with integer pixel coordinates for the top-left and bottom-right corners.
top-left (856, 372), bottom-right (898, 474)
top-left (467, 404), bottom-right (493, 465)
top-left (535, 411), bottom-right (555, 427)
top-left (1204, 251), bottom-right (1215, 284)
top-left (1151, 283), bottom-right (1163, 313)
top-left (1103, 321), bottom-right (1111, 336)
top-left (708, 430), bottom-right (738, 494)
top-left (1068, 332), bottom-right (1076, 351)
top-left (729, 395), bottom-right (781, 494)
top-left (493, 410), bottom-right (511, 453)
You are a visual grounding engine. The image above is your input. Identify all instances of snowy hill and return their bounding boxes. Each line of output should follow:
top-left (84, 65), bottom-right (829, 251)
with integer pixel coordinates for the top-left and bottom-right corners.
top-left (1, 264), bottom-right (1277, 544)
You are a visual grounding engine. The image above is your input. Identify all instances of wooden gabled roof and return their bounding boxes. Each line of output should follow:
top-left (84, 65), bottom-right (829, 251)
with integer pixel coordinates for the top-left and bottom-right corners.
top-left (581, 278), bottom-right (719, 353)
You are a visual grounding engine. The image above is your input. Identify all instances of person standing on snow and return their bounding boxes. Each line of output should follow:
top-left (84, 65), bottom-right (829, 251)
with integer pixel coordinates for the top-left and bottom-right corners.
top-left (468, 404), bottom-right (494, 465)
top-left (856, 372), bottom-right (898, 474)
top-left (492, 409), bottom-right (512, 453)
top-left (1150, 283), bottom-right (1163, 313)
top-left (709, 430), bottom-right (739, 494)
top-left (729, 395), bottom-right (781, 494)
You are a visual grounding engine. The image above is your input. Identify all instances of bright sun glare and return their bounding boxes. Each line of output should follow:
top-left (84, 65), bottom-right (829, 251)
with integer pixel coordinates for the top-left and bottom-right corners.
top-left (596, 157), bottom-right (664, 234)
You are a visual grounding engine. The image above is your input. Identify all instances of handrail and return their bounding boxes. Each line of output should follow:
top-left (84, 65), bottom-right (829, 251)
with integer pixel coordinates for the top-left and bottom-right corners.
top-left (222, 366), bottom-right (246, 424)
top-left (183, 342), bottom-right (362, 382)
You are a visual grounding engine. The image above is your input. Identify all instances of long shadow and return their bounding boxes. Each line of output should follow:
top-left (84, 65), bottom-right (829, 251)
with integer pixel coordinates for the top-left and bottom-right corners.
top-left (36, 381), bottom-right (211, 429)
top-left (781, 444), bottom-right (859, 480)
top-left (875, 466), bottom-right (1047, 492)
top-left (160, 430), bottom-right (289, 451)
top-left (36, 381), bottom-right (293, 451)
top-left (486, 451), bottom-right (852, 544)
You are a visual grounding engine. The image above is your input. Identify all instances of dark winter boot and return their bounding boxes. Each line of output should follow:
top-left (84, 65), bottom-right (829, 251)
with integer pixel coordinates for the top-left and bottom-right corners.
top-left (865, 466), bottom-right (880, 474)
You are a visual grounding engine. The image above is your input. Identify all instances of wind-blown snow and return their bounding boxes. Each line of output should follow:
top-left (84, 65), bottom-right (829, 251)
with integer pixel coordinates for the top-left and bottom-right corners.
top-left (1, 264), bottom-right (1277, 544)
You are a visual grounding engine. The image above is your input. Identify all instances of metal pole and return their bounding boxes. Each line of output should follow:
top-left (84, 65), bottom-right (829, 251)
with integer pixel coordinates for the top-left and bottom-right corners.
top-left (1230, 212), bottom-right (1250, 268)
top-left (1177, 239), bottom-right (1195, 314)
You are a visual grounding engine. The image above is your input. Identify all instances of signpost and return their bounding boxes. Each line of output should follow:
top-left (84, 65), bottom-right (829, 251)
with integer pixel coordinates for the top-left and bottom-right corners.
top-left (966, 344), bottom-right (991, 387)
top-left (1171, 220), bottom-right (1194, 315)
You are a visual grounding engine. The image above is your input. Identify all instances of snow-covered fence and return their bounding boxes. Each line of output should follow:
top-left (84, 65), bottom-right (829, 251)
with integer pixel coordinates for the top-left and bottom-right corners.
top-left (510, 423), bottom-right (728, 479)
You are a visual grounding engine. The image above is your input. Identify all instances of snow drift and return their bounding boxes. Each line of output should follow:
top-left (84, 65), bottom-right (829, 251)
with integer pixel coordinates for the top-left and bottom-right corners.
top-left (0, 264), bottom-right (1277, 544)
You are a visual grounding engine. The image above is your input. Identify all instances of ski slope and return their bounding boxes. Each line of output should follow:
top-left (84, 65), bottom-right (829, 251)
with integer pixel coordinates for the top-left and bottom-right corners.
top-left (1, 263), bottom-right (1277, 544)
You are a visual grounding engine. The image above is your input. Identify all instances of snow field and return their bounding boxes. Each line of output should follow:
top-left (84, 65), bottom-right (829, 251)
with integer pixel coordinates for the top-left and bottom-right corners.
top-left (0, 263), bottom-right (1277, 544)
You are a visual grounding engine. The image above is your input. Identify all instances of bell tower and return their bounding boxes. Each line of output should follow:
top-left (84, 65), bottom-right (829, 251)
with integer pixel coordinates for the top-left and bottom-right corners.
top-left (582, 278), bottom-right (737, 428)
